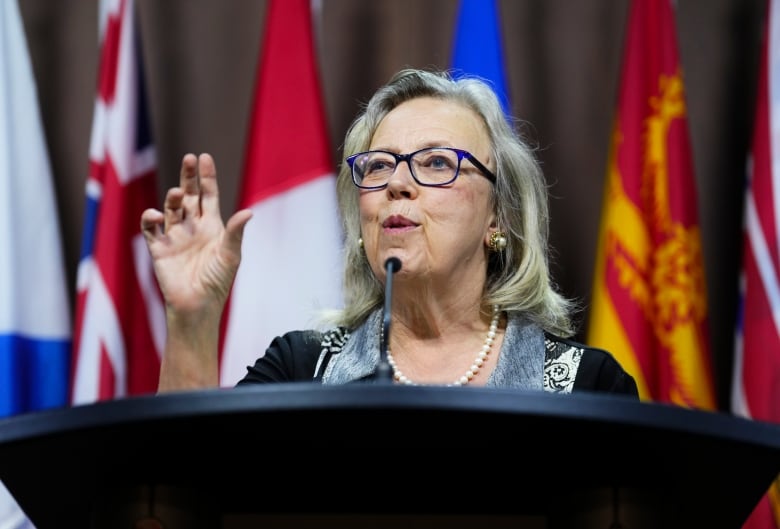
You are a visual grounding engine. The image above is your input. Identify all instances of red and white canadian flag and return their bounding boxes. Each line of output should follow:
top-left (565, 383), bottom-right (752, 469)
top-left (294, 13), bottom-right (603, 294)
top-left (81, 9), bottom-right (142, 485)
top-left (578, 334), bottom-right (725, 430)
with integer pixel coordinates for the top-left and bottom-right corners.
top-left (219, 0), bottom-right (343, 385)
top-left (71, 0), bottom-right (164, 404)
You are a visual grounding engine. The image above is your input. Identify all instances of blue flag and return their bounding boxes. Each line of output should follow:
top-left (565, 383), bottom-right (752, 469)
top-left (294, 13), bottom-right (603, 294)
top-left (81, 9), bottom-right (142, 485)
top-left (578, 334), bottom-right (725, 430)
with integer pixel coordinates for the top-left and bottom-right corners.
top-left (451, 0), bottom-right (511, 114)
top-left (0, 0), bottom-right (72, 525)
top-left (0, 0), bottom-right (71, 418)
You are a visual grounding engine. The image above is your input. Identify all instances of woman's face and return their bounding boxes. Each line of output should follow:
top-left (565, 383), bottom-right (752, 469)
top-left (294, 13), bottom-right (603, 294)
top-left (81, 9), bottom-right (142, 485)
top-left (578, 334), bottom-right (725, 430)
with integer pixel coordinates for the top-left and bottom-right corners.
top-left (358, 96), bottom-right (497, 288)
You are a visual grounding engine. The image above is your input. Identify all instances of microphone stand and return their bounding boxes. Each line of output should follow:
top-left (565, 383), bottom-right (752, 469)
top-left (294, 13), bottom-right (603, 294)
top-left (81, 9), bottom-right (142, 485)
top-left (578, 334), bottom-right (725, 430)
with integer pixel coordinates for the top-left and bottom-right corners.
top-left (375, 256), bottom-right (401, 383)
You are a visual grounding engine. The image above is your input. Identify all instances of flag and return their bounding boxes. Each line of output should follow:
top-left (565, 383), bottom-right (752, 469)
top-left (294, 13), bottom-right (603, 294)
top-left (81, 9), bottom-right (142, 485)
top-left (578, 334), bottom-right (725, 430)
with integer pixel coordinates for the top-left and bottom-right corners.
top-left (732, 0), bottom-right (780, 526)
top-left (450, 0), bottom-right (511, 114)
top-left (586, 0), bottom-right (716, 409)
top-left (0, 0), bottom-right (72, 525)
top-left (218, 0), bottom-right (343, 385)
top-left (70, 0), bottom-right (164, 404)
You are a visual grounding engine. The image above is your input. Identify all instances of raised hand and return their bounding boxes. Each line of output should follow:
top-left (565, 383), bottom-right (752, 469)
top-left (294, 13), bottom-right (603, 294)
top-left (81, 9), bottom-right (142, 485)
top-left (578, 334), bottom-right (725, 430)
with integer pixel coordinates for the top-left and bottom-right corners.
top-left (140, 153), bottom-right (252, 390)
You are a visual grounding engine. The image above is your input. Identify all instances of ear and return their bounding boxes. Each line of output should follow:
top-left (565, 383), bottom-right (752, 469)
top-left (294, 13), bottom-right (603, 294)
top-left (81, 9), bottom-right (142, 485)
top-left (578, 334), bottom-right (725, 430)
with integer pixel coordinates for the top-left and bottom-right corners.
top-left (484, 231), bottom-right (494, 248)
top-left (485, 215), bottom-right (499, 247)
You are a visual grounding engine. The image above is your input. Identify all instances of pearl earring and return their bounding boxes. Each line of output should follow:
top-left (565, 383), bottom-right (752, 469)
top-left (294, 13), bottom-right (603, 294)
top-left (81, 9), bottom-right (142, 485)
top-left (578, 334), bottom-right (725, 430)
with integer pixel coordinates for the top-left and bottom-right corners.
top-left (358, 237), bottom-right (364, 248)
top-left (489, 231), bottom-right (507, 252)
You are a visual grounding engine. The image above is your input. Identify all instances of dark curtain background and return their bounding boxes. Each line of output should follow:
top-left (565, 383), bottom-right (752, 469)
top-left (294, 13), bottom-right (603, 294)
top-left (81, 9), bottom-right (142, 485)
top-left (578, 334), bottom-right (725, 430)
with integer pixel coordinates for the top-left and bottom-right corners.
top-left (18, 0), bottom-right (764, 411)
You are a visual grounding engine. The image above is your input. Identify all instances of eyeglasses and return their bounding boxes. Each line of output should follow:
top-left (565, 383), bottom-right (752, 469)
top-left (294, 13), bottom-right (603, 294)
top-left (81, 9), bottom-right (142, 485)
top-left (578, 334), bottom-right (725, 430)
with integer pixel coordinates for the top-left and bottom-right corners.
top-left (346, 147), bottom-right (497, 189)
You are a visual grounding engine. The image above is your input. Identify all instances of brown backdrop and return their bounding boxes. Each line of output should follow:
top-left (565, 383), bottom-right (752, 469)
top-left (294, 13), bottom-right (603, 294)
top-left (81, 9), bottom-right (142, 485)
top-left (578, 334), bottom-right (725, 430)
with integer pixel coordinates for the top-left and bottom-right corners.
top-left (18, 0), bottom-right (765, 410)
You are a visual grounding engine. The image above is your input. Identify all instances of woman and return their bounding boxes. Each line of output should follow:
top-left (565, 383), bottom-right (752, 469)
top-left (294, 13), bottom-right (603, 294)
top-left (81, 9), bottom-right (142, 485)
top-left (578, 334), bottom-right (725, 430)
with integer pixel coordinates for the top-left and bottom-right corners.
top-left (141, 68), bottom-right (637, 396)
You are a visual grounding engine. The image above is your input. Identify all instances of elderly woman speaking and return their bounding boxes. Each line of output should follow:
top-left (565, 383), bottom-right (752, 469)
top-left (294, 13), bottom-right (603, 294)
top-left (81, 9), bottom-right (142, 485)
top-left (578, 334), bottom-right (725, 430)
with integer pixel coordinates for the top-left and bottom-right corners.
top-left (141, 68), bottom-right (637, 397)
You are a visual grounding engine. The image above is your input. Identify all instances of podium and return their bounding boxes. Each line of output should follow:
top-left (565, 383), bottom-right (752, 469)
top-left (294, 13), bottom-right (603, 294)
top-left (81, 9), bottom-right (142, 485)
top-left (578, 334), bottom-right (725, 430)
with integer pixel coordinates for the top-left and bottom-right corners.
top-left (0, 383), bottom-right (778, 528)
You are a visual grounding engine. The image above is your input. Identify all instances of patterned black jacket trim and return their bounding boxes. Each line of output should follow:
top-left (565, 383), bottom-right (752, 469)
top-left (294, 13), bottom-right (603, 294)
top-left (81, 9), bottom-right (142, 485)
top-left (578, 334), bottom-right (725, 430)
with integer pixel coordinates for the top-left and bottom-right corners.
top-left (315, 327), bottom-right (582, 393)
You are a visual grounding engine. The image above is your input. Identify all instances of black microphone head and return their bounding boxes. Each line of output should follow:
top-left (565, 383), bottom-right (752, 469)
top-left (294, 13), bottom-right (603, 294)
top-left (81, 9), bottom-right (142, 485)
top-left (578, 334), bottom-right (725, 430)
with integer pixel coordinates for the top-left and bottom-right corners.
top-left (385, 256), bottom-right (402, 273)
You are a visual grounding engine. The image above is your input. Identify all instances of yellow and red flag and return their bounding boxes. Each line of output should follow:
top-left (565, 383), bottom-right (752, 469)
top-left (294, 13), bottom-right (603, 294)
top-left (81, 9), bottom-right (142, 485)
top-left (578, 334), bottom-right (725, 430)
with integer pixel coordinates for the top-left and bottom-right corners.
top-left (586, 0), bottom-right (716, 409)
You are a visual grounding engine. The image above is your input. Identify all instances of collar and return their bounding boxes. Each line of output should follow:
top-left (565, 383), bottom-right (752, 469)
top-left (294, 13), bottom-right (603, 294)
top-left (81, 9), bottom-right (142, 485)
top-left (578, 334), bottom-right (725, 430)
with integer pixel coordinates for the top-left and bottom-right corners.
top-left (321, 309), bottom-right (545, 389)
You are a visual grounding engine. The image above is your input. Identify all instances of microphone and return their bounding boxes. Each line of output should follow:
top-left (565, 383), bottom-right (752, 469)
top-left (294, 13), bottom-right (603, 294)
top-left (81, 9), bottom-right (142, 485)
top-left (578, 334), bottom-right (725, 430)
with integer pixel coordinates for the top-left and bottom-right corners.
top-left (375, 256), bottom-right (401, 383)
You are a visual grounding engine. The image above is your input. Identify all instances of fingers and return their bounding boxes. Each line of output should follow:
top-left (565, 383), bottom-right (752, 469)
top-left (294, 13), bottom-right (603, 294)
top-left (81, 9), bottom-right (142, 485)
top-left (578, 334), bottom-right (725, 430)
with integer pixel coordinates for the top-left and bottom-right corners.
top-left (179, 153), bottom-right (203, 220)
top-left (143, 153), bottom-right (204, 240)
top-left (223, 209), bottom-right (254, 259)
top-left (140, 207), bottom-right (165, 241)
top-left (163, 187), bottom-right (185, 229)
top-left (176, 153), bottom-right (222, 220)
top-left (149, 152), bottom-right (225, 238)
top-left (179, 153), bottom-right (199, 194)
top-left (196, 153), bottom-right (222, 218)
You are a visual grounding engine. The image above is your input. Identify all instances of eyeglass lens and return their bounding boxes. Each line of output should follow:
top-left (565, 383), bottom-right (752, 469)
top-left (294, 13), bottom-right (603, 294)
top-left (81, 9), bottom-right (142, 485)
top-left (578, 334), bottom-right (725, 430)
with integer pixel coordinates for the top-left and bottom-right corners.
top-left (353, 148), bottom-right (461, 187)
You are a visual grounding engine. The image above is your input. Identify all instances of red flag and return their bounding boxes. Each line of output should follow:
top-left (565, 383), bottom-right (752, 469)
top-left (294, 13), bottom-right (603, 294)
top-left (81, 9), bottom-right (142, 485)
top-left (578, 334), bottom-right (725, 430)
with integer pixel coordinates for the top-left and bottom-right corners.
top-left (586, 0), bottom-right (716, 409)
top-left (219, 0), bottom-right (343, 385)
top-left (71, 0), bottom-right (164, 403)
top-left (733, 0), bottom-right (780, 525)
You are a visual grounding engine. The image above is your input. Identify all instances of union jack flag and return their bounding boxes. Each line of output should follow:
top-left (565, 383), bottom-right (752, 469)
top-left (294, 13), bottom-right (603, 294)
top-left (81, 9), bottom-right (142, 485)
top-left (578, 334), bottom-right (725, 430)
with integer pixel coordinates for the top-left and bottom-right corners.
top-left (733, 0), bottom-right (780, 526)
top-left (71, 0), bottom-right (164, 404)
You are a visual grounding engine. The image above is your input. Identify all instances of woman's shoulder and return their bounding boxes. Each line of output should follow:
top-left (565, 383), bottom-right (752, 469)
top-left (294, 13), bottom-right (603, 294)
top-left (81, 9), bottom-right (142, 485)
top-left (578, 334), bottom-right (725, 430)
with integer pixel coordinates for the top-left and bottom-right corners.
top-left (278, 326), bottom-right (352, 377)
top-left (238, 328), bottom-right (343, 384)
top-left (543, 333), bottom-right (639, 398)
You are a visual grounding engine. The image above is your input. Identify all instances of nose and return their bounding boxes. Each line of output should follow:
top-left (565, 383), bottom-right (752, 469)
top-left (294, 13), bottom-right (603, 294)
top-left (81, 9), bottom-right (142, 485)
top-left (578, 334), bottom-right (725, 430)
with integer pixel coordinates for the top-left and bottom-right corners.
top-left (385, 157), bottom-right (418, 199)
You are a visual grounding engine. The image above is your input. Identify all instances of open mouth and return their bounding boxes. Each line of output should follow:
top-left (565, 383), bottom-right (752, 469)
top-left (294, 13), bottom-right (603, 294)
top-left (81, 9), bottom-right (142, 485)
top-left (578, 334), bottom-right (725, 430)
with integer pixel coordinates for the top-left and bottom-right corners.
top-left (382, 215), bottom-right (418, 229)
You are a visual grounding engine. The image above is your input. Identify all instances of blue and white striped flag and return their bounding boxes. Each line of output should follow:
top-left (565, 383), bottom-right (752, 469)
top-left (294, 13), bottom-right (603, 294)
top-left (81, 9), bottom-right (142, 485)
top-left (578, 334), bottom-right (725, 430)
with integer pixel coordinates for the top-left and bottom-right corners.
top-left (0, 0), bottom-right (72, 526)
top-left (450, 0), bottom-right (511, 114)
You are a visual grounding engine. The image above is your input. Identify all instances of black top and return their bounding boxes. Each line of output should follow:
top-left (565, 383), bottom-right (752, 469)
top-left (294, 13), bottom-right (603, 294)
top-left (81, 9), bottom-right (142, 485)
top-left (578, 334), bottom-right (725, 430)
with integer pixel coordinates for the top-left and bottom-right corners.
top-left (237, 329), bottom-right (639, 397)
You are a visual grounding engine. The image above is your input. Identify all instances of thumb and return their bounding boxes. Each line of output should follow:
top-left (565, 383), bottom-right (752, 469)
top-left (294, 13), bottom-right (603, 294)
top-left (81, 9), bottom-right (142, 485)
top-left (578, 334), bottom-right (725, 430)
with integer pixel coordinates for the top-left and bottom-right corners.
top-left (224, 209), bottom-right (253, 257)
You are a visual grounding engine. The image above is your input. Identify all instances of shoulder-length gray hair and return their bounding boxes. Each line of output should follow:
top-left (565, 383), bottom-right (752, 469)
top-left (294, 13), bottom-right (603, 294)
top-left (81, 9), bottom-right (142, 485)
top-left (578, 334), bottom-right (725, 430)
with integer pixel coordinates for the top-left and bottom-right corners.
top-left (327, 68), bottom-right (576, 337)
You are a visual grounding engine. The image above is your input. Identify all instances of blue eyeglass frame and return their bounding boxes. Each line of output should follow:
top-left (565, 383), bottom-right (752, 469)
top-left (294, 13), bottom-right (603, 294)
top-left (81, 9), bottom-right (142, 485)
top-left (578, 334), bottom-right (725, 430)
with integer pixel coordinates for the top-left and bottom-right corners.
top-left (345, 147), bottom-right (497, 189)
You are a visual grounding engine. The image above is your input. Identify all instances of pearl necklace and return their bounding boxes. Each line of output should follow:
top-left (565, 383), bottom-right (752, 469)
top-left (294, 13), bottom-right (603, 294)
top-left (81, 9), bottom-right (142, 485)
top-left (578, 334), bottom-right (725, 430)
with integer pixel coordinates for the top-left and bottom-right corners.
top-left (386, 305), bottom-right (501, 386)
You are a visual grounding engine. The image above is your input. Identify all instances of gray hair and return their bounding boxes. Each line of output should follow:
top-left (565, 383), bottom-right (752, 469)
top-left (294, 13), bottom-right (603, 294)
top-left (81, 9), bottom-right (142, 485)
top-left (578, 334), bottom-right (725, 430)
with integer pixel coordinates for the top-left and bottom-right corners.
top-left (327, 68), bottom-right (576, 337)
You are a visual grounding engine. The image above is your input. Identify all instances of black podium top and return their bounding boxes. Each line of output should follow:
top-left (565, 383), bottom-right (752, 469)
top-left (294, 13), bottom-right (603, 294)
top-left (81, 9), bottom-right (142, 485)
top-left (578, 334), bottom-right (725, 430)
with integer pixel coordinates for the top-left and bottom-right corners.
top-left (0, 384), bottom-right (778, 528)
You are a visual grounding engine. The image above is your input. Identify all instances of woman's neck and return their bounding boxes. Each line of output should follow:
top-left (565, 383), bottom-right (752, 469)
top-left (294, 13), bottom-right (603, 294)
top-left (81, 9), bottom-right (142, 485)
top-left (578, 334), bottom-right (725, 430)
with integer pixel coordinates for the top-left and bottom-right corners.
top-left (385, 300), bottom-right (505, 386)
